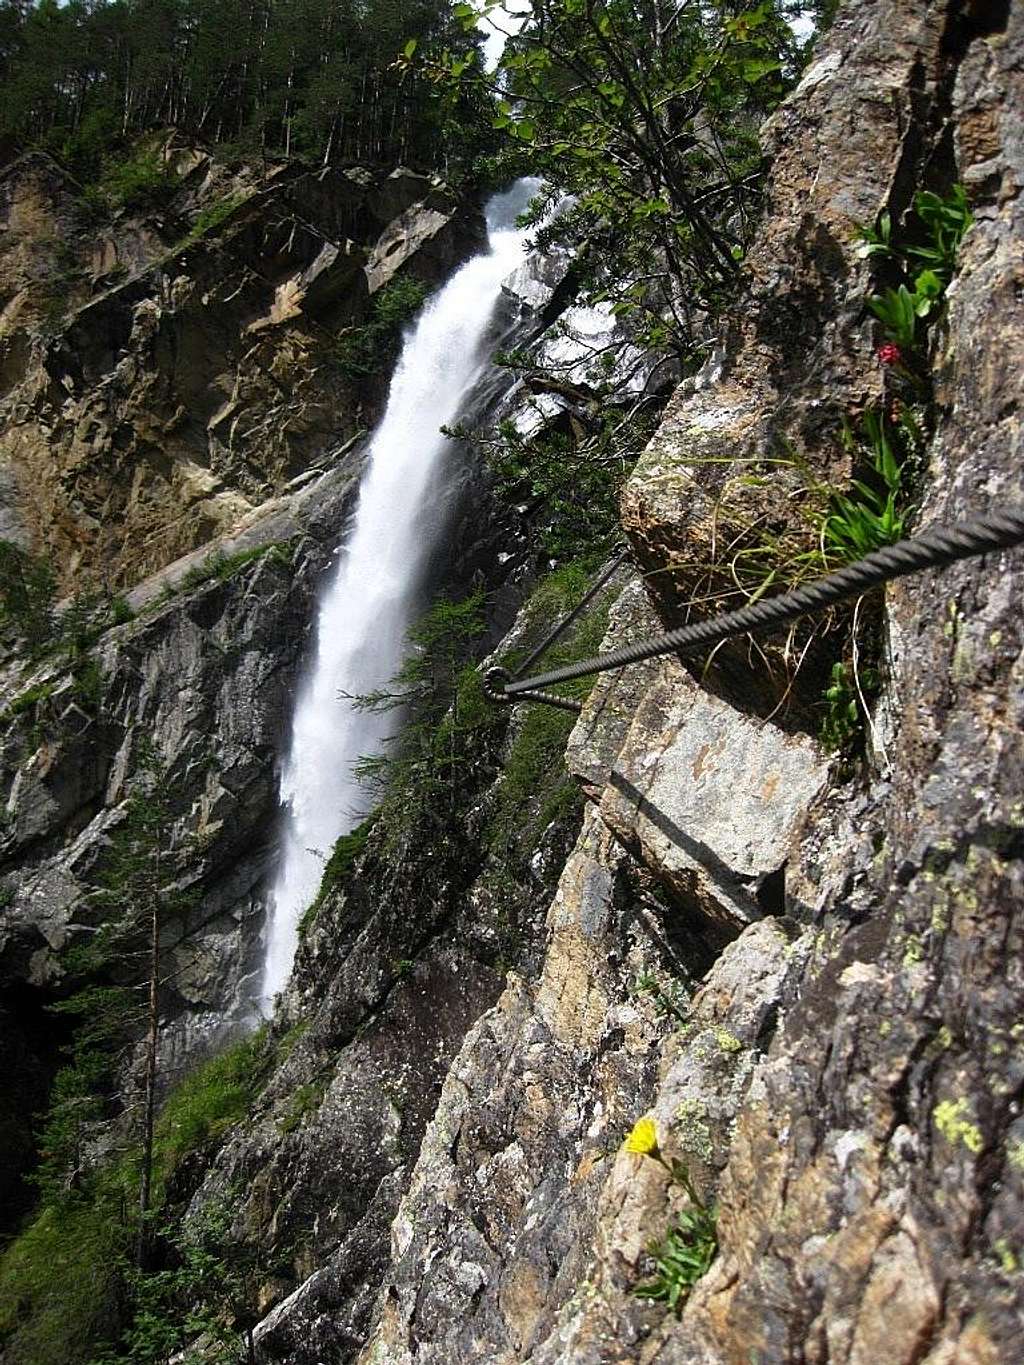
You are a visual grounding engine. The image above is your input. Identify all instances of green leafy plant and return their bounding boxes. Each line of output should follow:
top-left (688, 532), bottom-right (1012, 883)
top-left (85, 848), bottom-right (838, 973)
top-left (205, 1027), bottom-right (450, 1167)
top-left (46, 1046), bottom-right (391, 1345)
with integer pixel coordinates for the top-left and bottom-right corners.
top-left (857, 185), bottom-right (972, 278)
top-left (633, 972), bottom-right (688, 1024)
top-left (866, 283), bottom-right (919, 351)
top-left (180, 541), bottom-right (292, 592)
top-left (820, 660), bottom-right (879, 753)
top-left (904, 185), bottom-right (974, 276)
top-left (4, 681), bottom-right (55, 720)
top-left (622, 1115), bottom-right (719, 1315)
top-left (449, 395), bottom-right (660, 559)
top-left (424, 0), bottom-right (802, 351)
top-left (633, 1204), bottom-right (719, 1314)
top-left (71, 658), bottom-right (105, 711)
top-left (109, 595), bottom-right (135, 626)
top-left (824, 408), bottom-right (907, 561)
top-left (89, 1196), bottom-right (260, 1365)
top-left (861, 185), bottom-right (973, 353)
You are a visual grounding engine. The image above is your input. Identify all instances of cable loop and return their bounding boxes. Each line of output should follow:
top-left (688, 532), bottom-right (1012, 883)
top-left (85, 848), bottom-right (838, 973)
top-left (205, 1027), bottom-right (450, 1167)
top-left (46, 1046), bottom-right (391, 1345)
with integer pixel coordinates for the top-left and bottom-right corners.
top-left (484, 666), bottom-right (514, 705)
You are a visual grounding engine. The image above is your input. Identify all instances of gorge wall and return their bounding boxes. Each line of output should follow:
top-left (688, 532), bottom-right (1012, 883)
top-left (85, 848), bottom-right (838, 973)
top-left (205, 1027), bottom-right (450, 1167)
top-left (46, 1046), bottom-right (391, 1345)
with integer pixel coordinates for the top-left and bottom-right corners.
top-left (2, 0), bottom-right (1023, 1362)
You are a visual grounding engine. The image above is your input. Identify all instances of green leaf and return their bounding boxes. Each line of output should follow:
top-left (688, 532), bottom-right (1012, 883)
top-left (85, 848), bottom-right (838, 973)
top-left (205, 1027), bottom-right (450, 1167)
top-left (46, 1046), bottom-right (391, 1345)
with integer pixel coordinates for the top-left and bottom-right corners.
top-left (403, 37), bottom-right (418, 59)
top-left (741, 57), bottom-right (782, 83)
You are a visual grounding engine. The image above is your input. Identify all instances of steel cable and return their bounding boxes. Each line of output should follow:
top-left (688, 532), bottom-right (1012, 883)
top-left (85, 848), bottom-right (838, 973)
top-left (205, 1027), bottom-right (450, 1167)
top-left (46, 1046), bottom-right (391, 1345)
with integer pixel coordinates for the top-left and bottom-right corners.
top-left (485, 510), bottom-right (1024, 704)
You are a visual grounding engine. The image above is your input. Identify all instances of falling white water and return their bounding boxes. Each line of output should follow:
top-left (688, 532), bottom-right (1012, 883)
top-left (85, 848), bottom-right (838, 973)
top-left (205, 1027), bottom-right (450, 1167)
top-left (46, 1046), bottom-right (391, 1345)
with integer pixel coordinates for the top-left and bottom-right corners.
top-left (258, 178), bottom-right (542, 1013)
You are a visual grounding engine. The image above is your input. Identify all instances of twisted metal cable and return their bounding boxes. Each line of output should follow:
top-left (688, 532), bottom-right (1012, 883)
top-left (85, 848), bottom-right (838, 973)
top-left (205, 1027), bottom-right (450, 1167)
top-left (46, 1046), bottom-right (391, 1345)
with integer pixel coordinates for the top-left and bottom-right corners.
top-left (510, 544), bottom-right (631, 680)
top-left (484, 665), bottom-right (582, 713)
top-left (489, 510), bottom-right (1024, 701)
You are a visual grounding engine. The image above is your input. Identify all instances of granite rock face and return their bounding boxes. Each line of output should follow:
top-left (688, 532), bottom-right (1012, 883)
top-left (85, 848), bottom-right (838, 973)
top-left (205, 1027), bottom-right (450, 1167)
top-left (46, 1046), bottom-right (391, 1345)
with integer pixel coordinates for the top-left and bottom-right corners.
top-left (0, 457), bottom-right (361, 1064)
top-left (349, 1), bottom-right (1024, 1362)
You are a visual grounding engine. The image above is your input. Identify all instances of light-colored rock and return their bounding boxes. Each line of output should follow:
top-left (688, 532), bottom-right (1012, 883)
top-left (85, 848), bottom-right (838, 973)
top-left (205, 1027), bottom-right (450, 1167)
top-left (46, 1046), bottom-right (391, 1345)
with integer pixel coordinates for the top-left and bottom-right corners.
top-left (596, 656), bottom-right (828, 934)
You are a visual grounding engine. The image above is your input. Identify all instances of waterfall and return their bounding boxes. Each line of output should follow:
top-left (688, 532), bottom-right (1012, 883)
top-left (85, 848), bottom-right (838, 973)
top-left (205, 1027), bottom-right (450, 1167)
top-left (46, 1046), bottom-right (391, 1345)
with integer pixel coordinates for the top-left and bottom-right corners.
top-left (258, 178), bottom-right (542, 1014)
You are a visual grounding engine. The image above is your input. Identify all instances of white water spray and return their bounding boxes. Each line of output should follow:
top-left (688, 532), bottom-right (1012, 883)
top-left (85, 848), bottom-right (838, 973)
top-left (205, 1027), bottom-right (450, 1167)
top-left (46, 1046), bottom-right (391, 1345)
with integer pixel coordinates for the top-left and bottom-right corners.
top-left (258, 179), bottom-right (541, 1013)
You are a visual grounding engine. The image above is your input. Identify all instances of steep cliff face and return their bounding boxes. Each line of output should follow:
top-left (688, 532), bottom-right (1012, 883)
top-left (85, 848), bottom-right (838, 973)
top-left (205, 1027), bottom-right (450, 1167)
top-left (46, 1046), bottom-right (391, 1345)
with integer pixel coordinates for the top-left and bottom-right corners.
top-left (2, 0), bottom-right (1022, 1359)
top-left (0, 149), bottom-right (489, 1243)
top-left (349, 2), bottom-right (1023, 1362)
top-left (0, 141), bottom-right (483, 587)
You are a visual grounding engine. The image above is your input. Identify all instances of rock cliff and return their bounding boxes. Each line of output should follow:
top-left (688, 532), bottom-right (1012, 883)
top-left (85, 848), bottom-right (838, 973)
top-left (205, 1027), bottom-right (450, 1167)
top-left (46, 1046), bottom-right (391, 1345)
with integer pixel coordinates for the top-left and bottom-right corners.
top-left (353, 1), bottom-right (1023, 1360)
top-left (0, 142), bottom-right (483, 588)
top-left (2, 0), bottom-right (1023, 1360)
top-left (0, 147), bottom-right (488, 1238)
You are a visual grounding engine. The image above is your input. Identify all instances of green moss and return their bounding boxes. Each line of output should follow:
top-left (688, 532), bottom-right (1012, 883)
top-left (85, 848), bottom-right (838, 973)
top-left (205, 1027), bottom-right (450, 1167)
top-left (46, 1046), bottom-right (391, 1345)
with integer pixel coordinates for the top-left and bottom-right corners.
top-left (278, 1081), bottom-right (326, 1134)
top-left (901, 935), bottom-right (924, 968)
top-left (152, 1028), bottom-right (269, 1191)
top-left (299, 815), bottom-right (376, 937)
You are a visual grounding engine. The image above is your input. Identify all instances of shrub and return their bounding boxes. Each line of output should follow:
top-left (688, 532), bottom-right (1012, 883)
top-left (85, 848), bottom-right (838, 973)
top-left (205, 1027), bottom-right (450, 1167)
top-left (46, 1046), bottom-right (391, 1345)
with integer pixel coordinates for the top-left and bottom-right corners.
top-left (0, 1187), bottom-right (128, 1364)
top-left (71, 658), bottom-right (105, 710)
top-left (333, 276), bottom-right (430, 379)
top-left (450, 398), bottom-right (660, 560)
top-left (110, 595), bottom-right (135, 626)
top-left (99, 149), bottom-right (179, 211)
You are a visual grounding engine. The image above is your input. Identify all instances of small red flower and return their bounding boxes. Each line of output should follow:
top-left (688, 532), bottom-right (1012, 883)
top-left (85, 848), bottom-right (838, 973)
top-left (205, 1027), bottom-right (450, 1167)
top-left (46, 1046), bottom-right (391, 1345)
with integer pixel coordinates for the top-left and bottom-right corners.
top-left (877, 342), bottom-right (903, 366)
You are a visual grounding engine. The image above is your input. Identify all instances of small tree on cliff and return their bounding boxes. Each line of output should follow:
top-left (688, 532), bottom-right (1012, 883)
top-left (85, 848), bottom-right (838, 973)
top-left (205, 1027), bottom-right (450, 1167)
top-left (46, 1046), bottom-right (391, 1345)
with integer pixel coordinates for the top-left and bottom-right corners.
top-left (46, 740), bottom-right (196, 1268)
top-left (98, 742), bottom-right (197, 1267)
top-left (404, 0), bottom-right (802, 352)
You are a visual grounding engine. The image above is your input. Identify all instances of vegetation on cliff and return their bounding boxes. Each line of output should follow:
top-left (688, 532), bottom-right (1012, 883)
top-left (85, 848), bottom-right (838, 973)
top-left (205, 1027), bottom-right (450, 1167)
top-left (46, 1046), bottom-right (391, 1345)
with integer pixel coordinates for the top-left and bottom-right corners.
top-left (0, 0), bottom-right (493, 176)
